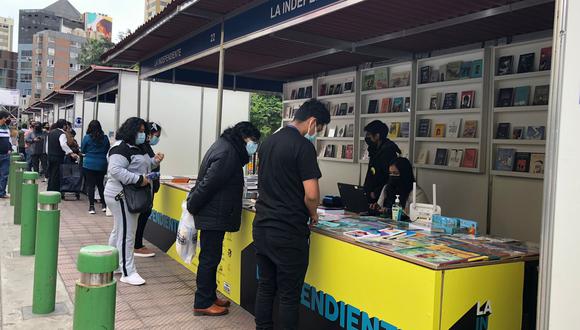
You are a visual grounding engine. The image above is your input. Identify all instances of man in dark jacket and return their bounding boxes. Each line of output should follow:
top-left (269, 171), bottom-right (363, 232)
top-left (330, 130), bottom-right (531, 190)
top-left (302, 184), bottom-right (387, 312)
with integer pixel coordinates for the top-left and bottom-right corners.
top-left (363, 120), bottom-right (401, 204)
top-left (187, 121), bottom-right (261, 317)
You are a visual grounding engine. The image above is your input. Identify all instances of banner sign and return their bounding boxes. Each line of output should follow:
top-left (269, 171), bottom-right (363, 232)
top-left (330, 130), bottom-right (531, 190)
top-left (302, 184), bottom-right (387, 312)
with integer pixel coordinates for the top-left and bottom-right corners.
top-left (0, 88), bottom-right (19, 107)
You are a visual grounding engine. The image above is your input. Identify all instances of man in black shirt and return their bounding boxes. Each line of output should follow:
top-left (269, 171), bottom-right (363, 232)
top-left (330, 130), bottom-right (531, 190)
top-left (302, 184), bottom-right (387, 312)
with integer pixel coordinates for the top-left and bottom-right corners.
top-left (253, 99), bottom-right (330, 330)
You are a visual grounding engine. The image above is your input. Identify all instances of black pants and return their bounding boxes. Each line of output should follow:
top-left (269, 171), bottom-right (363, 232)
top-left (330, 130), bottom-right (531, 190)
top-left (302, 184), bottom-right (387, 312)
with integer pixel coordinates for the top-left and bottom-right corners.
top-left (29, 154), bottom-right (47, 177)
top-left (84, 168), bottom-right (106, 207)
top-left (47, 156), bottom-right (64, 192)
top-left (253, 227), bottom-right (309, 330)
top-left (135, 207), bottom-right (151, 249)
top-left (194, 230), bottom-right (226, 309)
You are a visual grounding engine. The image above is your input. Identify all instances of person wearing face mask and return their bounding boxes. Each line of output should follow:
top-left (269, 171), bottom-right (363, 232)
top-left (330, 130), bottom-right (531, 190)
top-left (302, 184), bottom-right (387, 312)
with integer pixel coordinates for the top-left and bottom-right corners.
top-left (376, 157), bottom-right (430, 218)
top-left (26, 122), bottom-right (48, 177)
top-left (187, 121), bottom-right (261, 316)
top-left (81, 120), bottom-right (110, 214)
top-left (105, 117), bottom-right (163, 286)
top-left (47, 119), bottom-right (79, 192)
top-left (363, 120), bottom-right (401, 206)
top-left (134, 122), bottom-right (162, 258)
top-left (253, 99), bottom-right (330, 330)
top-left (0, 111), bottom-right (13, 198)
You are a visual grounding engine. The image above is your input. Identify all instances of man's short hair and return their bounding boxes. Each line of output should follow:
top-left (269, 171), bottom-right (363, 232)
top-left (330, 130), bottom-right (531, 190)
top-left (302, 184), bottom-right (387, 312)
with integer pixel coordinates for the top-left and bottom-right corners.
top-left (294, 99), bottom-right (331, 125)
top-left (0, 110), bottom-right (10, 120)
top-left (364, 120), bottom-right (389, 140)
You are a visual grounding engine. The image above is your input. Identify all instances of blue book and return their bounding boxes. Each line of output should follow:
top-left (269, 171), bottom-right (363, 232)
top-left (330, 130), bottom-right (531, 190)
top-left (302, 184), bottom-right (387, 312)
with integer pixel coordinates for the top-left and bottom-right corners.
top-left (513, 86), bottom-right (531, 106)
top-left (495, 148), bottom-right (516, 171)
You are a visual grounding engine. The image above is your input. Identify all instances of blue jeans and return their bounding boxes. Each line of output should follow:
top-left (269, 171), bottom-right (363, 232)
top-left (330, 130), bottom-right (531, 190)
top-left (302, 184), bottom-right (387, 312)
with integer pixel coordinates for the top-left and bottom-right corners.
top-left (0, 154), bottom-right (9, 197)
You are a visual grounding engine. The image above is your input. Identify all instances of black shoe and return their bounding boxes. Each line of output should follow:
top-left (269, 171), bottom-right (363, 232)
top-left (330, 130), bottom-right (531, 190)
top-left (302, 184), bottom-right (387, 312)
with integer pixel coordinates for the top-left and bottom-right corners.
top-left (89, 206), bottom-right (96, 214)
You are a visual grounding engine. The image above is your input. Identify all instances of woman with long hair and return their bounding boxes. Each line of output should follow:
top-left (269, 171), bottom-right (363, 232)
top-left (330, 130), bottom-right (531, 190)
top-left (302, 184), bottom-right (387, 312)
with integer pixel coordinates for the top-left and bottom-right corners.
top-left (81, 120), bottom-right (110, 214)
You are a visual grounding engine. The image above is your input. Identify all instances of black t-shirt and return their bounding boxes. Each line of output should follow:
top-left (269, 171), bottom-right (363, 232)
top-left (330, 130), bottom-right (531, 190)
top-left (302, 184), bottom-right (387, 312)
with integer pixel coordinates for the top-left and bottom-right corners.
top-left (254, 126), bottom-right (322, 237)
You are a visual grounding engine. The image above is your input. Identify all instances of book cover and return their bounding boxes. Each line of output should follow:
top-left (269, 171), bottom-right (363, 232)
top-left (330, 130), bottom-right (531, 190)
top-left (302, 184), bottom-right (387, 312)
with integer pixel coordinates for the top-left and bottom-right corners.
top-left (400, 122), bottom-right (410, 138)
top-left (337, 126), bottom-right (345, 138)
top-left (327, 85), bottom-right (335, 95)
top-left (347, 105), bottom-right (354, 115)
top-left (388, 122), bottom-right (401, 139)
top-left (445, 61), bottom-right (462, 80)
top-left (430, 69), bottom-right (439, 83)
top-left (338, 103), bottom-right (348, 116)
top-left (533, 85), bottom-right (550, 105)
top-left (434, 124), bottom-right (446, 138)
top-left (396, 247), bottom-right (464, 265)
top-left (418, 119), bottom-right (432, 137)
top-left (327, 126), bottom-right (336, 138)
top-left (345, 124), bottom-right (354, 138)
top-left (512, 126), bottom-right (525, 140)
top-left (324, 144), bottom-right (333, 157)
top-left (448, 149), bottom-right (464, 167)
top-left (429, 93), bottom-right (441, 110)
top-left (378, 228), bottom-right (406, 237)
top-left (514, 152), bottom-right (531, 172)
top-left (459, 61), bottom-right (472, 79)
top-left (340, 145), bottom-right (346, 159)
top-left (344, 80), bottom-right (354, 93)
top-left (462, 120), bottom-right (478, 138)
top-left (434, 148), bottom-right (449, 166)
top-left (495, 148), bottom-right (516, 171)
top-left (497, 88), bottom-right (514, 107)
top-left (497, 55), bottom-right (514, 75)
top-left (345, 145), bottom-right (354, 159)
top-left (446, 118), bottom-right (462, 138)
top-left (305, 86), bottom-right (313, 98)
top-left (297, 87), bottom-right (305, 99)
top-left (526, 126), bottom-right (545, 140)
top-left (530, 153), bottom-right (545, 174)
top-left (513, 86), bottom-right (531, 106)
top-left (334, 84), bottom-right (343, 95)
top-left (344, 230), bottom-right (379, 239)
top-left (428, 245), bottom-right (481, 260)
top-left (319, 84), bottom-right (327, 96)
top-left (375, 68), bottom-right (389, 89)
top-left (460, 90), bottom-right (475, 109)
top-left (517, 53), bottom-right (535, 73)
top-left (496, 122), bottom-right (511, 139)
top-left (471, 59), bottom-right (483, 78)
top-left (462, 148), bottom-right (478, 168)
top-left (390, 71), bottom-right (410, 87)
top-left (290, 89), bottom-right (296, 100)
top-left (442, 93), bottom-right (457, 109)
top-left (362, 74), bottom-right (375, 91)
top-left (420, 66), bottom-right (431, 84)
top-left (392, 97), bottom-right (404, 112)
top-left (404, 97), bottom-right (411, 112)
top-left (416, 149), bottom-right (429, 165)
top-left (380, 98), bottom-right (391, 113)
top-left (539, 47), bottom-right (552, 71)
top-left (367, 99), bottom-right (379, 114)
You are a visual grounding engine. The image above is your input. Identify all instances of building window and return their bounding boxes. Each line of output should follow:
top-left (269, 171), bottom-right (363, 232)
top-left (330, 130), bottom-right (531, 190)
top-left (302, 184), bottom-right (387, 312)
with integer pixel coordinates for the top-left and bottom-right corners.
top-left (48, 48), bottom-right (55, 56)
top-left (70, 52), bottom-right (77, 59)
top-left (47, 82), bottom-right (54, 90)
top-left (36, 82), bottom-right (42, 89)
top-left (47, 59), bottom-right (54, 67)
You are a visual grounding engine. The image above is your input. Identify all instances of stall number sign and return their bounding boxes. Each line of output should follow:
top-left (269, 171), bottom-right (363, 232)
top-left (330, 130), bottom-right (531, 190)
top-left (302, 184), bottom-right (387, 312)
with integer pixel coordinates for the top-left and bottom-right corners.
top-left (74, 117), bottom-right (82, 128)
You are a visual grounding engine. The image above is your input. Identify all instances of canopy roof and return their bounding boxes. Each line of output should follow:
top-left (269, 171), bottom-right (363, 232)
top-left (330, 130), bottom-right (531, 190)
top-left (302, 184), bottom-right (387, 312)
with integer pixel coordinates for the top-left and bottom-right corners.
top-left (60, 65), bottom-right (137, 92)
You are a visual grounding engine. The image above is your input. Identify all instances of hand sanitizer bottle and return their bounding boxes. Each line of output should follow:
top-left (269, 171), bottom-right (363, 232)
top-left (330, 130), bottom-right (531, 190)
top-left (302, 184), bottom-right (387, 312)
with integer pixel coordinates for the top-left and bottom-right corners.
top-left (392, 195), bottom-right (402, 221)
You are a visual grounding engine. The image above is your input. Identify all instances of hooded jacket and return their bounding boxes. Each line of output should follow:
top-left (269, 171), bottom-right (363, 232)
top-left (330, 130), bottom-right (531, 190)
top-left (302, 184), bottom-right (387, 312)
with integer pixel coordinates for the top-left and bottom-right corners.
top-left (363, 139), bottom-right (401, 203)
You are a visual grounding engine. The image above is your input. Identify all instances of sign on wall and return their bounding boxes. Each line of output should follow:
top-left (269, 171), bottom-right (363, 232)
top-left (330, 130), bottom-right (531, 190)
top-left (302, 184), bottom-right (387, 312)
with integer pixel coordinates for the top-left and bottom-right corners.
top-left (0, 88), bottom-right (19, 107)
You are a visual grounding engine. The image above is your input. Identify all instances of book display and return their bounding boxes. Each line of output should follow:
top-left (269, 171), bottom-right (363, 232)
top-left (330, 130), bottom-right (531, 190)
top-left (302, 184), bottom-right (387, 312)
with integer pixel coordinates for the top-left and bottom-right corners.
top-left (491, 39), bottom-right (551, 179)
top-left (282, 78), bottom-right (315, 127)
top-left (414, 49), bottom-right (487, 173)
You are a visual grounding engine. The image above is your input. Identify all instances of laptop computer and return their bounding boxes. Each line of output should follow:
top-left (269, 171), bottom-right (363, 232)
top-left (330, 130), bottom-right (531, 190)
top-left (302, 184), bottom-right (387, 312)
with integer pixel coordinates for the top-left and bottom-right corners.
top-left (337, 183), bottom-right (369, 214)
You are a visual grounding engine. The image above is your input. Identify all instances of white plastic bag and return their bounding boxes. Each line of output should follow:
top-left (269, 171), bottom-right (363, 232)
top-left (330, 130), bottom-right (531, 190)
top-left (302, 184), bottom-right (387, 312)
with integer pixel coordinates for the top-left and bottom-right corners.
top-left (176, 200), bottom-right (197, 264)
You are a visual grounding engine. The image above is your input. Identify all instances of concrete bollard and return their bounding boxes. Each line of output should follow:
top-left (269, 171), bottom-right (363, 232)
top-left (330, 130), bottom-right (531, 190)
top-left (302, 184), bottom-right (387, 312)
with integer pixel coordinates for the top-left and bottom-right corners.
top-left (9, 153), bottom-right (21, 206)
top-left (32, 191), bottom-right (61, 314)
top-left (12, 161), bottom-right (27, 225)
top-left (73, 245), bottom-right (119, 330)
top-left (20, 171), bottom-right (39, 256)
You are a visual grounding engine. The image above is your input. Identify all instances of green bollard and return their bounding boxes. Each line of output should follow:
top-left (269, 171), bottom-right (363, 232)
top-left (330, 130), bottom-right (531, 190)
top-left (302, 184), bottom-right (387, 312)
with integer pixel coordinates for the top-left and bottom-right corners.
top-left (9, 153), bottom-right (20, 206)
top-left (73, 245), bottom-right (119, 330)
top-left (12, 161), bottom-right (27, 225)
top-left (32, 191), bottom-right (61, 314)
top-left (20, 172), bottom-right (39, 256)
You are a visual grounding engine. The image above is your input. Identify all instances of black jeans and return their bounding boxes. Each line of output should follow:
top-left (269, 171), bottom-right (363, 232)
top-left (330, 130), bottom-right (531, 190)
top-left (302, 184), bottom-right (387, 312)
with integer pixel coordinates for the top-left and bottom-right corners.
top-left (253, 227), bottom-right (309, 330)
top-left (47, 156), bottom-right (63, 192)
top-left (135, 206), bottom-right (151, 249)
top-left (194, 230), bottom-right (226, 309)
top-left (84, 168), bottom-right (106, 207)
top-left (29, 154), bottom-right (47, 177)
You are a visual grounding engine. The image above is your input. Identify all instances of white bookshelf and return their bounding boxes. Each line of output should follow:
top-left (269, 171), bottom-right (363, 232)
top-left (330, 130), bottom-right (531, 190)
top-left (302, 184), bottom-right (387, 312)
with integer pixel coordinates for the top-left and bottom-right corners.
top-left (282, 78), bottom-right (315, 124)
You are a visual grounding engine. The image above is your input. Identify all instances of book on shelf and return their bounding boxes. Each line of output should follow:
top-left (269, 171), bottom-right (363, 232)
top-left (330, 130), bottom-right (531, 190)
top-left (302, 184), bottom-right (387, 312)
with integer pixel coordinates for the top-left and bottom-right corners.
top-left (495, 148), bottom-right (516, 171)
top-left (344, 80), bottom-right (354, 93)
top-left (459, 62), bottom-right (472, 79)
top-left (429, 93), bottom-right (442, 110)
top-left (496, 123), bottom-right (511, 139)
top-left (497, 88), bottom-right (514, 107)
top-left (416, 149), bottom-right (429, 165)
top-left (404, 97), bottom-right (411, 112)
top-left (337, 126), bottom-right (345, 138)
top-left (345, 124), bottom-right (354, 138)
top-left (512, 126), bottom-right (525, 140)
top-left (471, 59), bottom-right (483, 78)
top-left (347, 105), bottom-right (355, 115)
top-left (375, 68), bottom-right (389, 89)
top-left (327, 126), bottom-right (336, 138)
top-left (340, 145), bottom-right (347, 159)
top-left (530, 153), bottom-right (545, 174)
top-left (297, 87), bottom-right (306, 99)
top-left (533, 85), bottom-right (550, 105)
top-left (497, 55), bottom-right (514, 76)
top-left (390, 71), bottom-right (410, 88)
top-left (434, 124), bottom-right (446, 138)
top-left (323, 144), bottom-right (333, 158)
top-left (319, 84), bottom-right (327, 96)
top-left (396, 247), bottom-right (465, 265)
top-left (334, 84), bottom-right (343, 95)
top-left (462, 120), bottom-right (478, 138)
top-left (360, 143), bottom-right (369, 161)
top-left (363, 73), bottom-right (375, 91)
top-left (462, 148), bottom-right (478, 168)
top-left (368, 99), bottom-right (379, 114)
top-left (400, 122), bottom-right (410, 138)
top-left (345, 145), bottom-right (354, 159)
top-left (388, 122), bottom-right (401, 139)
top-left (442, 93), bottom-right (458, 110)
top-left (517, 53), bottom-right (535, 74)
top-left (526, 126), bottom-right (545, 140)
top-left (338, 103), bottom-right (348, 116)
top-left (328, 85), bottom-right (335, 95)
top-left (305, 86), bottom-right (313, 98)
top-left (418, 119), bottom-right (432, 137)
top-left (446, 61), bottom-right (462, 80)
top-left (420, 66), bottom-right (431, 84)
top-left (514, 152), bottom-right (531, 172)
top-left (513, 86), bottom-right (531, 106)
top-left (539, 47), bottom-right (552, 71)
top-left (392, 97), bottom-right (404, 112)
top-left (290, 89), bottom-right (296, 99)
top-left (380, 98), bottom-right (391, 113)
top-left (318, 125), bottom-right (328, 137)
top-left (318, 146), bottom-right (326, 158)
top-left (434, 148), bottom-right (449, 166)
top-left (439, 64), bottom-right (447, 81)
top-left (460, 90), bottom-right (475, 109)
top-left (446, 118), bottom-right (462, 138)
top-left (448, 149), bottom-right (464, 167)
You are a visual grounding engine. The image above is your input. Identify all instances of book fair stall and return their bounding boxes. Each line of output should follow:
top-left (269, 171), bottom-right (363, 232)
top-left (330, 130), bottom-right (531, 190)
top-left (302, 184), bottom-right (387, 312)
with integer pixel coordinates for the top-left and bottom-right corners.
top-left (99, 0), bottom-right (580, 328)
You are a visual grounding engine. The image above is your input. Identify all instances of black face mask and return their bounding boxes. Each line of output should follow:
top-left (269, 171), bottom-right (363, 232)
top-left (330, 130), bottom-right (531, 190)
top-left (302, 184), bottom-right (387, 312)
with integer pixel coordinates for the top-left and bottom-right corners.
top-left (35, 126), bottom-right (42, 132)
top-left (388, 175), bottom-right (401, 188)
top-left (5, 119), bottom-right (10, 125)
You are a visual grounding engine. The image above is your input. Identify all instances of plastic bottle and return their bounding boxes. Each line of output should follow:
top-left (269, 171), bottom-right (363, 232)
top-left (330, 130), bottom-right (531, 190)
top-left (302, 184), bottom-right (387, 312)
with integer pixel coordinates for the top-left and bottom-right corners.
top-left (392, 195), bottom-right (402, 221)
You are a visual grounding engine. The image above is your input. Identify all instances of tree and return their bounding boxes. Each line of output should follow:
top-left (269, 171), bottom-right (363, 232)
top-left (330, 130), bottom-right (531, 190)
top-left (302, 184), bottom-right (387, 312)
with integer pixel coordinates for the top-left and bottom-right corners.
top-left (79, 37), bottom-right (114, 67)
top-left (249, 93), bottom-right (282, 140)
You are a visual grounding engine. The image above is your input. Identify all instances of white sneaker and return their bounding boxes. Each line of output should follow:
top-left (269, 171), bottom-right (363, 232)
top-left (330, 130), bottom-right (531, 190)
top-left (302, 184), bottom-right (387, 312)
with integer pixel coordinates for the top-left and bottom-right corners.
top-left (120, 273), bottom-right (146, 286)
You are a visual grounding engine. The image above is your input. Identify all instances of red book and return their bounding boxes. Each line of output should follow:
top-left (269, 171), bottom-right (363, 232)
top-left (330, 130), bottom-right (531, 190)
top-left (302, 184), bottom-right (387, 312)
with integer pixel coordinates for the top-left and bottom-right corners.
top-left (380, 98), bottom-right (391, 113)
top-left (460, 90), bottom-right (475, 109)
top-left (462, 148), bottom-right (478, 168)
top-left (539, 47), bottom-right (552, 71)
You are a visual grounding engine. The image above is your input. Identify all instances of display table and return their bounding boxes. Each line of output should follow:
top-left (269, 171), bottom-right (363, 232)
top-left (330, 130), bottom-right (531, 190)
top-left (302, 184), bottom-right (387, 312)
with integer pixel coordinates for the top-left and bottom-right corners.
top-left (146, 182), bottom-right (538, 330)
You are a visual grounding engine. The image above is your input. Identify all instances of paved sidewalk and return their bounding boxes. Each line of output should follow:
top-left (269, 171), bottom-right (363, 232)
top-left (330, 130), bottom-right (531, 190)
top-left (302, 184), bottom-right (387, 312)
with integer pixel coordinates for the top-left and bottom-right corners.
top-left (1, 189), bottom-right (255, 330)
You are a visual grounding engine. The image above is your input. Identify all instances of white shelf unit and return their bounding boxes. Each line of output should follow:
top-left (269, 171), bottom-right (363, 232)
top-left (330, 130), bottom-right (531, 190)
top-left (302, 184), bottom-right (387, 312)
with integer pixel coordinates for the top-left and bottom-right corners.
top-left (359, 61), bottom-right (413, 163)
top-left (281, 78), bottom-right (315, 125)
top-left (489, 39), bottom-right (551, 179)
top-left (413, 49), bottom-right (488, 172)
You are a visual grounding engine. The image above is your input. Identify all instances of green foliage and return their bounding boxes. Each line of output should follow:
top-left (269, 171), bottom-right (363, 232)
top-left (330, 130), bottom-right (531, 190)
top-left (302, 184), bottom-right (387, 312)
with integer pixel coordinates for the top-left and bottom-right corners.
top-left (79, 38), bottom-right (115, 67)
top-left (250, 93), bottom-right (282, 139)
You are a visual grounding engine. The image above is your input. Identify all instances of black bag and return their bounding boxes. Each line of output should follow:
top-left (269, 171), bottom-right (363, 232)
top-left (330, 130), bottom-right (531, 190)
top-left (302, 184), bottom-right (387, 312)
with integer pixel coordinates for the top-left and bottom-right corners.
top-left (60, 156), bottom-right (83, 193)
top-left (122, 183), bottom-right (152, 213)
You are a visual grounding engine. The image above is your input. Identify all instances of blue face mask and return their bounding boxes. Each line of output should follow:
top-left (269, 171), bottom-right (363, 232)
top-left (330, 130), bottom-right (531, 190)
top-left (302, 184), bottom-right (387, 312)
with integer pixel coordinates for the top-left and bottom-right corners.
top-left (304, 119), bottom-right (317, 143)
top-left (246, 141), bottom-right (258, 156)
top-left (150, 135), bottom-right (160, 146)
top-left (135, 132), bottom-right (146, 145)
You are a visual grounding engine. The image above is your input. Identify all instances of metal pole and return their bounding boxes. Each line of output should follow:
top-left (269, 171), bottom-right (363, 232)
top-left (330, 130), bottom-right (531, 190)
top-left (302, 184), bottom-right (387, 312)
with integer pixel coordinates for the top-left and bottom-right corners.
top-left (12, 161), bottom-right (27, 224)
top-left (20, 171), bottom-right (39, 255)
top-left (73, 245), bottom-right (119, 330)
top-left (215, 20), bottom-right (225, 139)
top-left (94, 84), bottom-right (100, 120)
top-left (32, 191), bottom-right (61, 314)
top-left (81, 95), bottom-right (86, 138)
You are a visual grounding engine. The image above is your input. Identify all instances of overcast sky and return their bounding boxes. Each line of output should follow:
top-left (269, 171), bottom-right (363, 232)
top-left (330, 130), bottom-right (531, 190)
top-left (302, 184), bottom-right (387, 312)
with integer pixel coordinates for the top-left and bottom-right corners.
top-left (1, 0), bottom-right (145, 50)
